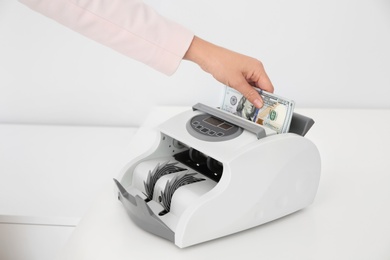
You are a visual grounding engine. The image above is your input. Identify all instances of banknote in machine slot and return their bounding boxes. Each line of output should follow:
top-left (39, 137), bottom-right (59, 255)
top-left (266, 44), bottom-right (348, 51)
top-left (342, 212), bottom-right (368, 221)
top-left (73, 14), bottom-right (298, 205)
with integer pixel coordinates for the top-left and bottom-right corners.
top-left (221, 86), bottom-right (295, 133)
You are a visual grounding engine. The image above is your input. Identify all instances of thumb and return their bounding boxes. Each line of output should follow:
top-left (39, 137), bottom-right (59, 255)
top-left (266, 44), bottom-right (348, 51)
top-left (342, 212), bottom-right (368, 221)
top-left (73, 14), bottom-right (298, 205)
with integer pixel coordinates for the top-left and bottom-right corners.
top-left (230, 79), bottom-right (264, 108)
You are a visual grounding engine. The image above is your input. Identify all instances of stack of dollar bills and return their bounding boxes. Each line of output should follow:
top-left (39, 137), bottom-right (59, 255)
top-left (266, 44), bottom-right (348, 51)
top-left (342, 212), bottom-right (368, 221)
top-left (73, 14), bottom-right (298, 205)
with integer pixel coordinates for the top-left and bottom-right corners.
top-left (221, 86), bottom-right (295, 134)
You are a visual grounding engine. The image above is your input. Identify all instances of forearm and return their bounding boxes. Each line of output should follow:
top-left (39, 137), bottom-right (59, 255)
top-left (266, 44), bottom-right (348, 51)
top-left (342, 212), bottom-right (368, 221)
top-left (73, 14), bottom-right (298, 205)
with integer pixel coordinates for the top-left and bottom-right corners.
top-left (18, 0), bottom-right (194, 75)
top-left (19, 0), bottom-right (273, 105)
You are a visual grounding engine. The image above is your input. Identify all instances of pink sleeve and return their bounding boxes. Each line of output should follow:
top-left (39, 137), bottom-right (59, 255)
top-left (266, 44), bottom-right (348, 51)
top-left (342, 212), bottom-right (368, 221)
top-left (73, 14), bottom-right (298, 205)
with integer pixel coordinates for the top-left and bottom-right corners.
top-left (18, 0), bottom-right (194, 75)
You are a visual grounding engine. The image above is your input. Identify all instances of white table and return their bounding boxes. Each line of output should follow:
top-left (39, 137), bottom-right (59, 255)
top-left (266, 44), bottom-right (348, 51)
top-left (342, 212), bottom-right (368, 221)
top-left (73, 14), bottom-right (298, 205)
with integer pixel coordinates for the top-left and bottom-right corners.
top-left (0, 124), bottom-right (138, 260)
top-left (56, 107), bottom-right (390, 260)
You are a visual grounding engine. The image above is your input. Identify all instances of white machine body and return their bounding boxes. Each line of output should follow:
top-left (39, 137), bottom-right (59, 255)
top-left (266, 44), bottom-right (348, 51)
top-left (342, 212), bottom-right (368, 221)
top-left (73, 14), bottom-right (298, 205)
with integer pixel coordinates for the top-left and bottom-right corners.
top-left (116, 104), bottom-right (321, 248)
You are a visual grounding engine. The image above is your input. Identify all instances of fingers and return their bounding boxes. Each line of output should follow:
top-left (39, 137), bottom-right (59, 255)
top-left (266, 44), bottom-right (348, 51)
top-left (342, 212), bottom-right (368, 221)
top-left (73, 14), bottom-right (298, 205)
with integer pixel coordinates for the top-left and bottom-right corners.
top-left (231, 77), bottom-right (264, 108)
top-left (232, 62), bottom-right (274, 108)
top-left (251, 60), bottom-right (274, 93)
top-left (257, 70), bottom-right (274, 93)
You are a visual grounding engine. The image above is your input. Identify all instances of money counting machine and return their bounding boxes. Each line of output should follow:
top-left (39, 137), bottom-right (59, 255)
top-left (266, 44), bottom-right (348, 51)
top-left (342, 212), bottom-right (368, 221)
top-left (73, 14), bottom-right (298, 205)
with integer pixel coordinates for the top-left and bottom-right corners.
top-left (114, 103), bottom-right (321, 248)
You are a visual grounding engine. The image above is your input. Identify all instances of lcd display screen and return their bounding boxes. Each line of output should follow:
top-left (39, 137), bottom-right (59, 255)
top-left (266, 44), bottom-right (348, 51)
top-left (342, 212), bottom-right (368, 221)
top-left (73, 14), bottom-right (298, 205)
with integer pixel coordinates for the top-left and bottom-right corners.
top-left (203, 116), bottom-right (224, 127)
top-left (218, 122), bottom-right (233, 130)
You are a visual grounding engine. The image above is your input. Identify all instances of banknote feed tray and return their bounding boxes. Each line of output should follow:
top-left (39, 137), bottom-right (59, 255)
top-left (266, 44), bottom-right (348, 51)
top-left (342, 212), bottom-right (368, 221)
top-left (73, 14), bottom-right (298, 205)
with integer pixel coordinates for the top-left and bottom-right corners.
top-left (114, 103), bottom-right (321, 248)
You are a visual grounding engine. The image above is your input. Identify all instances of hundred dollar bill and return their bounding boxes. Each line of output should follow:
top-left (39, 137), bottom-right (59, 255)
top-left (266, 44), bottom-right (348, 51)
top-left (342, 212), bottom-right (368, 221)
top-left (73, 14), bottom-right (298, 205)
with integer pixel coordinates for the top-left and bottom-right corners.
top-left (221, 86), bottom-right (295, 134)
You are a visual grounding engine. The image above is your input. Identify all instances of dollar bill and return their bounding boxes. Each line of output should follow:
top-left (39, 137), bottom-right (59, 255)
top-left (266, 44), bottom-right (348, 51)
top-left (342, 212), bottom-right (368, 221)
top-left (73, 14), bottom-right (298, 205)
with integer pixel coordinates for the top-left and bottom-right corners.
top-left (221, 86), bottom-right (295, 134)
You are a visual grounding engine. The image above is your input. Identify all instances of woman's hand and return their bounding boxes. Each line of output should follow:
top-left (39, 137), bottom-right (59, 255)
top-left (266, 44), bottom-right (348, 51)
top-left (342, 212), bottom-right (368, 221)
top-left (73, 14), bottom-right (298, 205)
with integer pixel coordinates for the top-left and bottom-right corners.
top-left (184, 36), bottom-right (274, 108)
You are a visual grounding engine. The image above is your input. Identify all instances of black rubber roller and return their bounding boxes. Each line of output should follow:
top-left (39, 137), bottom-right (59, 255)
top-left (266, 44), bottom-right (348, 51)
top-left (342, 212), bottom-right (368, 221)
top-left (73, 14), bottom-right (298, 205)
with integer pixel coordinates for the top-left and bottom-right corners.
top-left (188, 148), bottom-right (207, 164)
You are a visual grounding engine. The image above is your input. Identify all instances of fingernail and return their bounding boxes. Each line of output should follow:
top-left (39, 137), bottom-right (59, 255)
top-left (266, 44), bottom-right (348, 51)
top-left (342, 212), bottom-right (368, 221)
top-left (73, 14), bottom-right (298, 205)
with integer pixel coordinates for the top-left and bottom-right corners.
top-left (253, 99), bottom-right (263, 108)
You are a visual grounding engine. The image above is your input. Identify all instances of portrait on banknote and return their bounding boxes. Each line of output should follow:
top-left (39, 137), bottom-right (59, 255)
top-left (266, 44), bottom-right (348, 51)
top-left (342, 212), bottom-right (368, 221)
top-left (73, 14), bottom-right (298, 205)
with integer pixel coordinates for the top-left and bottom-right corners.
top-left (236, 96), bottom-right (256, 121)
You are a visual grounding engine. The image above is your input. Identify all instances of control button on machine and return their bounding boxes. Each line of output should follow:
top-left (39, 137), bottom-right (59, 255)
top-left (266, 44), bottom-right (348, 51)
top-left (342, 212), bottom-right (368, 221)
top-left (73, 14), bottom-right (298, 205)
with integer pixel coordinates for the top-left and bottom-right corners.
top-left (201, 128), bottom-right (209, 133)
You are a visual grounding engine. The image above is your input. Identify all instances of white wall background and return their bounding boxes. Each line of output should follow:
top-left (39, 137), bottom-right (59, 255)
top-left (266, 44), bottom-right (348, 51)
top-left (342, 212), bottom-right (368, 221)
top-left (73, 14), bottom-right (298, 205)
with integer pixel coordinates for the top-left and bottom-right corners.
top-left (1, 0), bottom-right (389, 126)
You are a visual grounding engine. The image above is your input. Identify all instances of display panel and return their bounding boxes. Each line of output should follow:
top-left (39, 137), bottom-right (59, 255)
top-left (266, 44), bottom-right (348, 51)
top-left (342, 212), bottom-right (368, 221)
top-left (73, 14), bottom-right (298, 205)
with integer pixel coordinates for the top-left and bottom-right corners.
top-left (218, 122), bottom-right (233, 130)
top-left (188, 113), bottom-right (243, 142)
top-left (203, 116), bottom-right (224, 127)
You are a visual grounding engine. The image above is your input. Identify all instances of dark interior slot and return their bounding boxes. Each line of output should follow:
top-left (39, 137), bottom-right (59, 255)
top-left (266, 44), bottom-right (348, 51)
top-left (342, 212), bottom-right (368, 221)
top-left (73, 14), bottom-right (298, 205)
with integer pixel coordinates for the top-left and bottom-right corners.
top-left (206, 157), bottom-right (223, 174)
top-left (174, 149), bottom-right (222, 182)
